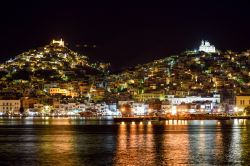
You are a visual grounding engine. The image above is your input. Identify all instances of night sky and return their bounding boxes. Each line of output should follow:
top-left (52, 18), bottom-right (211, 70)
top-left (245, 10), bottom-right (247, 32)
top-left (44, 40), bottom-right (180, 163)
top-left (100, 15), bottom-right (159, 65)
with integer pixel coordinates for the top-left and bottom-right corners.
top-left (0, 0), bottom-right (249, 70)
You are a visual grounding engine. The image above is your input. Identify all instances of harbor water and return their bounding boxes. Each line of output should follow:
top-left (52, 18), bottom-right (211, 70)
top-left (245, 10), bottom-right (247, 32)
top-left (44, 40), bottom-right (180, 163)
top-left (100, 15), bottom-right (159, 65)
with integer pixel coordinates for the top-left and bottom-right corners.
top-left (0, 118), bottom-right (250, 165)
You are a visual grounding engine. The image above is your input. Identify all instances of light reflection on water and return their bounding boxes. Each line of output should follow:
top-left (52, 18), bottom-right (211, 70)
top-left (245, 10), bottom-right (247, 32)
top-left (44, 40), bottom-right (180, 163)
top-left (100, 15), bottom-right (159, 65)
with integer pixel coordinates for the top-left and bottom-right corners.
top-left (0, 119), bottom-right (250, 165)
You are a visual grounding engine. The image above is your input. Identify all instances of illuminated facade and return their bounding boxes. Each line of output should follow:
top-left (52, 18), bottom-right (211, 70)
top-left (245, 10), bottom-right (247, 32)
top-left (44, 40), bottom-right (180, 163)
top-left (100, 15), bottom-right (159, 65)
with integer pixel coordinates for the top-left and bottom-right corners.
top-left (49, 88), bottom-right (78, 97)
top-left (166, 94), bottom-right (220, 105)
top-left (134, 92), bottom-right (165, 102)
top-left (132, 103), bottom-right (148, 115)
top-left (199, 40), bottom-right (216, 53)
top-left (51, 39), bottom-right (64, 47)
top-left (0, 100), bottom-right (21, 114)
top-left (235, 96), bottom-right (250, 110)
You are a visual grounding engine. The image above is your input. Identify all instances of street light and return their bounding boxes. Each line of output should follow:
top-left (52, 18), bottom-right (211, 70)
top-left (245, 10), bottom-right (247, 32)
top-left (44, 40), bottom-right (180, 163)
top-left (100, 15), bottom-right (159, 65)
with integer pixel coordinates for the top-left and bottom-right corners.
top-left (148, 108), bottom-right (152, 116)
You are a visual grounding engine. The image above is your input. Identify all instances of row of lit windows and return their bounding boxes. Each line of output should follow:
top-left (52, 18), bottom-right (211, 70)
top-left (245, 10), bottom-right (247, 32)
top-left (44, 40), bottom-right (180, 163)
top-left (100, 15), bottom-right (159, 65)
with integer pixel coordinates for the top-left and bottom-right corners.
top-left (1, 103), bottom-right (19, 106)
top-left (50, 89), bottom-right (60, 92)
top-left (239, 100), bottom-right (250, 105)
top-left (1, 107), bottom-right (19, 110)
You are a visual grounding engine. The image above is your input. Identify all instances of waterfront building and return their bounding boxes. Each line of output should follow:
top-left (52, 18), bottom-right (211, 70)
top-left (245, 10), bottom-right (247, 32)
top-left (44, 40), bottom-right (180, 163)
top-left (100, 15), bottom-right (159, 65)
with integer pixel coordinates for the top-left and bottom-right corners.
top-left (107, 103), bottom-right (120, 116)
top-left (235, 95), bottom-right (250, 110)
top-left (0, 100), bottom-right (21, 114)
top-left (166, 94), bottom-right (220, 105)
top-left (22, 97), bottom-right (40, 109)
top-left (164, 94), bottom-right (220, 113)
top-left (161, 101), bottom-right (171, 113)
top-left (132, 103), bottom-right (148, 115)
top-left (34, 104), bottom-right (44, 112)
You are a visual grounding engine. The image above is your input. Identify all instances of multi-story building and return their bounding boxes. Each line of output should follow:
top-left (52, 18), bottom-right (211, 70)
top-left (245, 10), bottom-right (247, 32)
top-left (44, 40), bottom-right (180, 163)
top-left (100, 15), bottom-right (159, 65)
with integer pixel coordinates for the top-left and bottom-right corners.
top-left (0, 100), bottom-right (21, 114)
top-left (133, 91), bottom-right (165, 102)
top-left (22, 97), bottom-right (40, 109)
top-left (235, 96), bottom-right (250, 110)
top-left (166, 94), bottom-right (220, 105)
top-left (132, 103), bottom-right (148, 115)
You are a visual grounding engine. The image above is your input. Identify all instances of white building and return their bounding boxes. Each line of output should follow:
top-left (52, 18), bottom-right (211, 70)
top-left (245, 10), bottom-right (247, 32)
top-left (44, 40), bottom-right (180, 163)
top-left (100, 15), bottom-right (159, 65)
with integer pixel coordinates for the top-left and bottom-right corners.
top-left (166, 94), bottom-right (220, 113)
top-left (199, 40), bottom-right (216, 53)
top-left (132, 103), bottom-right (148, 115)
top-left (166, 94), bottom-right (220, 105)
top-left (0, 100), bottom-right (21, 114)
top-left (107, 103), bottom-right (120, 116)
top-left (57, 103), bottom-right (86, 115)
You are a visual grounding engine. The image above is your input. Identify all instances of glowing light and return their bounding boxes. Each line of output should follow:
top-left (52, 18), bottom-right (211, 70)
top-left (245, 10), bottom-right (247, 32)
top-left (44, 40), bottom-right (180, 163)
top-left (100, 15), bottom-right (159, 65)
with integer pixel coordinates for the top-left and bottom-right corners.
top-left (132, 121), bottom-right (135, 125)
top-left (148, 121), bottom-right (151, 125)
top-left (52, 39), bottom-right (64, 47)
top-left (121, 122), bottom-right (125, 125)
top-left (199, 40), bottom-right (216, 53)
top-left (171, 106), bottom-right (177, 115)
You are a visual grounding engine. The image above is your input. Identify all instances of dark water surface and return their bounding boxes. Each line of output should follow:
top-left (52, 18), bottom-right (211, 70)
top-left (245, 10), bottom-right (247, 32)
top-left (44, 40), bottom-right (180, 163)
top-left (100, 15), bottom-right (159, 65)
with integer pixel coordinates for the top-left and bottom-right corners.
top-left (0, 118), bottom-right (250, 165)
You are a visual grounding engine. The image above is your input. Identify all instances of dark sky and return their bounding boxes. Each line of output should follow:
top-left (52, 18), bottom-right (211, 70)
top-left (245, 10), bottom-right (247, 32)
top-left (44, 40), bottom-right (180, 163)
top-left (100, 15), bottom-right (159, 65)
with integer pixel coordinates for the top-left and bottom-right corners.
top-left (0, 0), bottom-right (249, 70)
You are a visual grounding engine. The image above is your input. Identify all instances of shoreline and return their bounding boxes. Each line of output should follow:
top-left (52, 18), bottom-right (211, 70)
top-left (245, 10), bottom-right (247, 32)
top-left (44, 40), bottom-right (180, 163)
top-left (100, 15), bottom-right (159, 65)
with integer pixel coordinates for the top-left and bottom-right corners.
top-left (114, 115), bottom-right (250, 122)
top-left (0, 115), bottom-right (250, 121)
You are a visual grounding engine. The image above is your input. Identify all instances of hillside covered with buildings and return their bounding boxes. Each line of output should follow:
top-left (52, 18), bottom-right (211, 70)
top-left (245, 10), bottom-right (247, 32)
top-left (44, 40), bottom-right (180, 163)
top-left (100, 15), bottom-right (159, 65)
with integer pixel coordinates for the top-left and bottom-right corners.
top-left (0, 40), bottom-right (249, 117)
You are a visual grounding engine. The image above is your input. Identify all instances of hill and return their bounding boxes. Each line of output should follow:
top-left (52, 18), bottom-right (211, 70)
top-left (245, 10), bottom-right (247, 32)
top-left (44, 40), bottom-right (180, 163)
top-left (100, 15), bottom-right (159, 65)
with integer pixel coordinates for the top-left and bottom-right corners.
top-left (0, 39), bottom-right (109, 82)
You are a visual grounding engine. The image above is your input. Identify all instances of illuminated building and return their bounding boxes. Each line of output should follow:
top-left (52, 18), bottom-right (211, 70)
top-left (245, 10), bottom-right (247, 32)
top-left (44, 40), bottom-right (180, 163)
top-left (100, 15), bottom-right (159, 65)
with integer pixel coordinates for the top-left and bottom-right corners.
top-left (132, 103), bottom-right (148, 115)
top-left (49, 88), bottom-right (68, 95)
top-left (51, 39), bottom-right (64, 47)
top-left (0, 100), bottom-right (21, 114)
top-left (134, 92), bottom-right (165, 102)
top-left (166, 94), bottom-right (220, 105)
top-left (49, 88), bottom-right (78, 97)
top-left (199, 40), bottom-right (216, 53)
top-left (235, 96), bottom-right (250, 110)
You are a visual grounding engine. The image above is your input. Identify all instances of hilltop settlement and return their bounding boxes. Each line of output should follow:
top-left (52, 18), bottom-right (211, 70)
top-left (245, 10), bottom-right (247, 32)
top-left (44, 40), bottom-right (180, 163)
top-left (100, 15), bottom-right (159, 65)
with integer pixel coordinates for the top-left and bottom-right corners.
top-left (0, 40), bottom-right (249, 117)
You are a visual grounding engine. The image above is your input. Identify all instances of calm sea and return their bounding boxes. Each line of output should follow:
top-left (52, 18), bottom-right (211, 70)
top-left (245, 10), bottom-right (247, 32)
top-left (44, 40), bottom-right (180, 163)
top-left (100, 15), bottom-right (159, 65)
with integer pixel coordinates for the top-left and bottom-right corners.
top-left (0, 118), bottom-right (250, 165)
